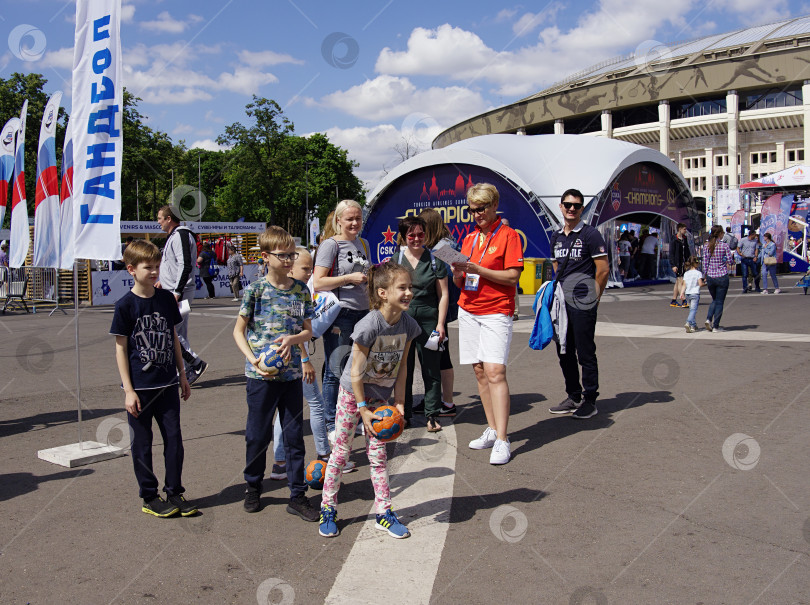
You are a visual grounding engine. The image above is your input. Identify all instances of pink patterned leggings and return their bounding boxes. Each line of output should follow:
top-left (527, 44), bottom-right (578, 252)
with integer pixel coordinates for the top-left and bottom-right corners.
top-left (321, 386), bottom-right (391, 514)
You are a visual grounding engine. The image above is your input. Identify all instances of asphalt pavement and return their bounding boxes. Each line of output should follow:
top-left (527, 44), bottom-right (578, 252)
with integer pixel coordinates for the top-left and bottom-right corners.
top-left (1, 275), bottom-right (809, 604)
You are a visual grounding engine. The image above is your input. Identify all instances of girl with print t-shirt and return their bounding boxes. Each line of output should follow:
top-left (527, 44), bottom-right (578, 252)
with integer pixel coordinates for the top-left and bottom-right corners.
top-left (318, 262), bottom-right (421, 540)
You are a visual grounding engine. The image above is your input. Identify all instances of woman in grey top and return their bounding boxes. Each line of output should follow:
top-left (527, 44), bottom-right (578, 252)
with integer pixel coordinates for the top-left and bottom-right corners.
top-left (313, 200), bottom-right (371, 433)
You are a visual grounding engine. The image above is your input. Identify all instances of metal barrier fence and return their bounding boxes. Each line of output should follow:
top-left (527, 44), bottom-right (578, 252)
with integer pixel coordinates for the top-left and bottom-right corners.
top-left (1, 266), bottom-right (64, 313)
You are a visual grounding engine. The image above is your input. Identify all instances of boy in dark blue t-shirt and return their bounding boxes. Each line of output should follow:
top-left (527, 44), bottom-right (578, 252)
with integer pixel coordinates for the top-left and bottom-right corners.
top-left (110, 239), bottom-right (195, 518)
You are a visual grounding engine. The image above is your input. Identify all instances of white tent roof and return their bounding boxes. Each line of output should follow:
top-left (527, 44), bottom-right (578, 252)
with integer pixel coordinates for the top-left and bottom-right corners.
top-left (367, 134), bottom-right (684, 224)
top-left (741, 164), bottom-right (810, 189)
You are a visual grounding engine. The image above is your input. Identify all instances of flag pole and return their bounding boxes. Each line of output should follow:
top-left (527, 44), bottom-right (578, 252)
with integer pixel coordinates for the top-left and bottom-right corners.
top-left (74, 260), bottom-right (82, 449)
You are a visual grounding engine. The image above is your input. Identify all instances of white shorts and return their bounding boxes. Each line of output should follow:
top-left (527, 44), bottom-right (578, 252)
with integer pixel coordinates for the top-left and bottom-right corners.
top-left (457, 307), bottom-right (513, 366)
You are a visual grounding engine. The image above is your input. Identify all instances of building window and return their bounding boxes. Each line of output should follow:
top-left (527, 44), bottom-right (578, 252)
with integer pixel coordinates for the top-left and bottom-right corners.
top-left (724, 175), bottom-right (729, 188)
top-left (770, 152), bottom-right (777, 163)
top-left (800, 150), bottom-right (805, 161)
top-left (789, 150), bottom-right (796, 162)
top-left (701, 176), bottom-right (707, 190)
top-left (685, 158), bottom-right (691, 169)
top-left (760, 152), bottom-right (768, 163)
top-left (751, 154), bottom-right (758, 164)
top-left (701, 157), bottom-right (706, 168)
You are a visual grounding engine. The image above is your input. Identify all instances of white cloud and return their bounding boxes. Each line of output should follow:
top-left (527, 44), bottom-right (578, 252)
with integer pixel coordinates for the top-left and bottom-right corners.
top-left (36, 47), bottom-right (74, 70)
top-left (139, 11), bottom-right (199, 34)
top-left (496, 8), bottom-right (518, 21)
top-left (189, 139), bottom-right (230, 151)
top-left (314, 75), bottom-right (487, 123)
top-left (140, 87), bottom-right (213, 105)
top-left (710, 0), bottom-right (790, 25)
top-left (173, 123), bottom-right (194, 135)
top-left (512, 4), bottom-right (564, 37)
top-left (121, 3), bottom-right (136, 22)
top-left (374, 1), bottom-right (701, 97)
top-left (238, 50), bottom-right (304, 67)
top-left (204, 110), bottom-right (224, 124)
top-left (217, 67), bottom-right (278, 95)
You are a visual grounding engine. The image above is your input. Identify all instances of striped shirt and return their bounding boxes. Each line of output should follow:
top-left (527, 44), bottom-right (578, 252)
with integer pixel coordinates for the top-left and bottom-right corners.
top-left (702, 240), bottom-right (732, 278)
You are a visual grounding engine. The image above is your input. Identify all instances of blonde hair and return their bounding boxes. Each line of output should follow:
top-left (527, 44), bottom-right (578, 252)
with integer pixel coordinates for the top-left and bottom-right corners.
top-left (333, 199), bottom-right (363, 235)
top-left (419, 208), bottom-right (452, 248)
top-left (368, 262), bottom-right (410, 310)
top-left (295, 246), bottom-right (312, 263)
top-left (322, 211), bottom-right (336, 241)
top-left (123, 239), bottom-right (160, 267)
top-left (467, 183), bottom-right (499, 207)
top-left (258, 225), bottom-right (295, 253)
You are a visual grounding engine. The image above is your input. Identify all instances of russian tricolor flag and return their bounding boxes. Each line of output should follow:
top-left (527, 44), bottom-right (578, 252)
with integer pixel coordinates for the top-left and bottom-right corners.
top-left (9, 100), bottom-right (29, 268)
top-left (59, 119), bottom-right (74, 270)
top-left (33, 92), bottom-right (63, 268)
top-left (0, 117), bottom-right (20, 231)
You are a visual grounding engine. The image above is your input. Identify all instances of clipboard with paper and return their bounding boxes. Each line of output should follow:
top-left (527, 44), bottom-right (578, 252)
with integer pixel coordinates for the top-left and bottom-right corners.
top-left (431, 239), bottom-right (470, 266)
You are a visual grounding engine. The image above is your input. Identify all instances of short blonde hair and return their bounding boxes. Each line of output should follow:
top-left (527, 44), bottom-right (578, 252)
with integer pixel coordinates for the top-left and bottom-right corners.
top-left (333, 199), bottom-right (363, 235)
top-left (467, 183), bottom-right (499, 207)
top-left (123, 239), bottom-right (161, 267)
top-left (258, 225), bottom-right (295, 253)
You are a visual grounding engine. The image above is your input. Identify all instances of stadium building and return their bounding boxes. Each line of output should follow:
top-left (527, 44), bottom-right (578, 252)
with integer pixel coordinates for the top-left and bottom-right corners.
top-left (433, 15), bottom-right (810, 225)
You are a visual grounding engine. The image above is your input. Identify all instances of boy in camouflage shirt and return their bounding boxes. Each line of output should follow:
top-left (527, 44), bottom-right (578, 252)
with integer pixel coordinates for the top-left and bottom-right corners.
top-left (232, 226), bottom-right (318, 521)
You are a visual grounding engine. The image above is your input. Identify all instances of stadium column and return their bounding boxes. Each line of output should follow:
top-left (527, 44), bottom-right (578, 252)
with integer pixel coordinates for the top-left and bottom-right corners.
top-left (727, 90), bottom-right (739, 188)
top-left (601, 110), bottom-right (613, 138)
top-left (658, 100), bottom-right (670, 157)
top-left (554, 119), bottom-right (564, 135)
top-left (803, 80), bottom-right (810, 162)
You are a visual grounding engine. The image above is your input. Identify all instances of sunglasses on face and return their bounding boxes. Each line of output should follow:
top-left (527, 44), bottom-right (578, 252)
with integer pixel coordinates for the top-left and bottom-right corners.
top-left (562, 202), bottom-right (584, 210)
top-left (467, 205), bottom-right (490, 215)
top-left (268, 252), bottom-right (300, 262)
top-left (406, 232), bottom-right (425, 240)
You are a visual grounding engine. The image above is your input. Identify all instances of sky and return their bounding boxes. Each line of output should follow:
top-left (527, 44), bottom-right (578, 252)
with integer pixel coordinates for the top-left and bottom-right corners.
top-left (2, 0), bottom-right (809, 193)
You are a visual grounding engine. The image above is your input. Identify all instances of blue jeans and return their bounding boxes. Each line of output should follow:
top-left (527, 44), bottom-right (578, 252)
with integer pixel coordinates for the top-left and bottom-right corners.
top-left (686, 293), bottom-right (700, 327)
top-left (244, 378), bottom-right (305, 497)
top-left (273, 376), bottom-right (331, 460)
top-left (322, 307), bottom-right (368, 432)
top-left (762, 264), bottom-right (779, 290)
top-left (740, 258), bottom-right (760, 292)
top-left (706, 275), bottom-right (729, 329)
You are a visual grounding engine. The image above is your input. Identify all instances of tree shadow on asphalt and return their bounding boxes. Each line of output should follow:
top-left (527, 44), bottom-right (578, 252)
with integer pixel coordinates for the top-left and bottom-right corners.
top-left (508, 390), bottom-right (675, 460)
top-left (0, 469), bottom-right (95, 502)
top-left (0, 408), bottom-right (121, 439)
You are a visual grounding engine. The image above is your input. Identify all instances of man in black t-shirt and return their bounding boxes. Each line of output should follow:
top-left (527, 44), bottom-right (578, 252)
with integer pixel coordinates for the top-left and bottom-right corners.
top-left (547, 189), bottom-right (609, 419)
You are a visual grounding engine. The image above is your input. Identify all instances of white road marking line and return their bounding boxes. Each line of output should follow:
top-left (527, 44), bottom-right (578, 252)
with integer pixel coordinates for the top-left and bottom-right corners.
top-left (511, 321), bottom-right (810, 342)
top-left (325, 424), bottom-right (457, 605)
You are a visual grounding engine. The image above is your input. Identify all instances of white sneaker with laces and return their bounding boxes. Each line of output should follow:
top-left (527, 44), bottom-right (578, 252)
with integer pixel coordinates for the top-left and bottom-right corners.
top-left (469, 426), bottom-right (497, 450)
top-left (489, 439), bottom-right (511, 465)
top-left (774, 289), bottom-right (781, 294)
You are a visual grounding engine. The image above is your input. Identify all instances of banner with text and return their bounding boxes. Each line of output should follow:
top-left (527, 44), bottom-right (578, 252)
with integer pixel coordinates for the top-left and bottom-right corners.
top-left (0, 117), bottom-right (19, 231)
top-left (71, 0), bottom-right (123, 261)
top-left (33, 91), bottom-right (63, 268)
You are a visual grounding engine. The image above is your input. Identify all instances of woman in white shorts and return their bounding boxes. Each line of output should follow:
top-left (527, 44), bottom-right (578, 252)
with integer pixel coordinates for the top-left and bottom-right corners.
top-left (451, 183), bottom-right (524, 465)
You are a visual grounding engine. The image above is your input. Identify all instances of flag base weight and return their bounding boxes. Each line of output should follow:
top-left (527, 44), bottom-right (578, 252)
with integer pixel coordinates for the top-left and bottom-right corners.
top-left (37, 441), bottom-right (127, 468)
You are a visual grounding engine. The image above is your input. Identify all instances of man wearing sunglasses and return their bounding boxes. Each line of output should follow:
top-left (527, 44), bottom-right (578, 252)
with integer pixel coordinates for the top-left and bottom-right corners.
top-left (547, 189), bottom-right (609, 419)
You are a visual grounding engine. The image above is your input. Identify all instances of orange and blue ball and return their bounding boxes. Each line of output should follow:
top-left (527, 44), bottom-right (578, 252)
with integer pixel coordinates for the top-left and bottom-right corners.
top-left (371, 405), bottom-right (405, 442)
top-left (305, 459), bottom-right (327, 489)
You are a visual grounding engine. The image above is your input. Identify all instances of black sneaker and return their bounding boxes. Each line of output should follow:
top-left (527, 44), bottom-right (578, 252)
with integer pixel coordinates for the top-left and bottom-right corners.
top-left (287, 494), bottom-right (319, 522)
top-left (244, 484), bottom-right (261, 513)
top-left (412, 400), bottom-right (425, 415)
top-left (549, 397), bottom-right (580, 414)
top-left (142, 495), bottom-right (179, 518)
top-left (571, 401), bottom-right (597, 419)
top-left (168, 494), bottom-right (198, 517)
top-left (439, 402), bottom-right (457, 417)
top-left (187, 360), bottom-right (208, 386)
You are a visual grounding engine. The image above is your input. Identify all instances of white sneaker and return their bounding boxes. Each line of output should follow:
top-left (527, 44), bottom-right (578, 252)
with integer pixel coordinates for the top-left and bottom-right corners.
top-left (469, 426), bottom-right (497, 450)
top-left (328, 430), bottom-right (336, 449)
top-left (489, 439), bottom-right (511, 465)
top-left (774, 289), bottom-right (781, 294)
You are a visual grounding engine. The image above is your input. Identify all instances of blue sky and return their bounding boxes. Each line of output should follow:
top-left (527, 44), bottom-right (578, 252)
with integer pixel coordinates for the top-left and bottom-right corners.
top-left (2, 0), bottom-right (809, 190)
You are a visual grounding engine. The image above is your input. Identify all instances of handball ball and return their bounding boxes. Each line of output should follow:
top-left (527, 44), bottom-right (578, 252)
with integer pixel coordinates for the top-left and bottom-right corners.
top-left (371, 405), bottom-right (405, 442)
top-left (257, 344), bottom-right (286, 375)
top-left (305, 459), bottom-right (327, 490)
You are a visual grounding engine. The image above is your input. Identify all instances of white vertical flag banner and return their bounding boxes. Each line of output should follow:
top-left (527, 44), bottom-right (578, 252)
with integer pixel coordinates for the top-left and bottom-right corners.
top-left (0, 117), bottom-right (20, 230)
top-left (33, 91), bottom-right (63, 268)
top-left (9, 100), bottom-right (29, 268)
top-left (309, 217), bottom-right (320, 248)
top-left (71, 0), bottom-right (123, 261)
top-left (59, 119), bottom-right (75, 269)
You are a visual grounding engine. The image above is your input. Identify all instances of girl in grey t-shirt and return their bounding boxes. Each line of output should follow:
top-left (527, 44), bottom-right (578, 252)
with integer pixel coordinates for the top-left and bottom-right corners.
top-left (318, 262), bottom-right (420, 540)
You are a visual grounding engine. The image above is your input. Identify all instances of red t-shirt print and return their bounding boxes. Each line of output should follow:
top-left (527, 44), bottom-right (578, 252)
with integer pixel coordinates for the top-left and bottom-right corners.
top-left (458, 218), bottom-right (524, 316)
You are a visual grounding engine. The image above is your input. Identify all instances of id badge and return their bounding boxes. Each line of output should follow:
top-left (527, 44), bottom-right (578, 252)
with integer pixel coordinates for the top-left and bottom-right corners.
top-left (464, 274), bottom-right (480, 291)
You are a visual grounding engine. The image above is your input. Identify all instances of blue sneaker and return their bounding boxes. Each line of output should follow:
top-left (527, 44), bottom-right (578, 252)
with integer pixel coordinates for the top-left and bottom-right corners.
top-left (319, 506), bottom-right (339, 538)
top-left (375, 508), bottom-right (410, 539)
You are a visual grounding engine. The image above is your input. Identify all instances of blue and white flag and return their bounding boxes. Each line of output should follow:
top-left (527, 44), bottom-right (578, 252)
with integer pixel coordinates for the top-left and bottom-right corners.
top-left (71, 0), bottom-right (123, 261)
top-left (59, 119), bottom-right (74, 269)
top-left (0, 117), bottom-right (20, 231)
top-left (9, 100), bottom-right (29, 268)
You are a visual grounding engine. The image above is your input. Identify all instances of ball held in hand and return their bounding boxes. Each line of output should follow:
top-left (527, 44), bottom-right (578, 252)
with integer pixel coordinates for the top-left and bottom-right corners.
top-left (371, 405), bottom-right (405, 442)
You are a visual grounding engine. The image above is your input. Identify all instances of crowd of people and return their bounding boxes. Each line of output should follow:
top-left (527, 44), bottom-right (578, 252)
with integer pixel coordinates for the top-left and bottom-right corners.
top-left (109, 188), bottom-right (788, 537)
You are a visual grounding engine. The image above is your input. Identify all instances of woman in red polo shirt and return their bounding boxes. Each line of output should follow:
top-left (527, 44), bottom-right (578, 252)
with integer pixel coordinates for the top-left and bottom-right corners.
top-left (451, 183), bottom-right (524, 465)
